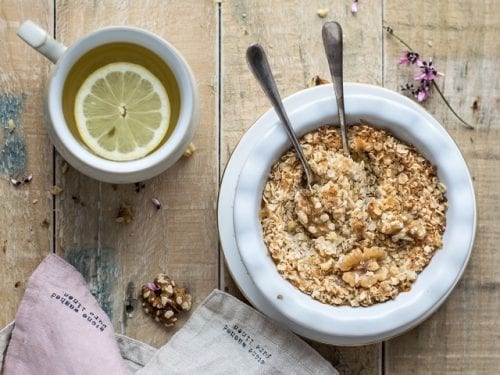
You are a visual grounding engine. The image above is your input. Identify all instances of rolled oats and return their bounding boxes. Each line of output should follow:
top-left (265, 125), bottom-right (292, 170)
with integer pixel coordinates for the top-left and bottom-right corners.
top-left (260, 124), bottom-right (447, 306)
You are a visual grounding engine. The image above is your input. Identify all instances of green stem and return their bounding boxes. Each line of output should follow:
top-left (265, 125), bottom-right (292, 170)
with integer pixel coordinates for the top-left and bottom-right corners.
top-left (383, 25), bottom-right (475, 129)
top-left (383, 26), bottom-right (413, 50)
top-left (432, 81), bottom-right (474, 129)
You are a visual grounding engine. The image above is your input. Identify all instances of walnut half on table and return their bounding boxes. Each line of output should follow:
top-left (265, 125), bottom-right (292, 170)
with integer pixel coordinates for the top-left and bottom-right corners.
top-left (141, 274), bottom-right (192, 327)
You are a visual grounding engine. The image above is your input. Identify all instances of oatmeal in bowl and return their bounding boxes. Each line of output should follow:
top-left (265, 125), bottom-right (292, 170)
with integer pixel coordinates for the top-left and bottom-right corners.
top-left (261, 124), bottom-right (447, 307)
top-left (226, 83), bottom-right (475, 344)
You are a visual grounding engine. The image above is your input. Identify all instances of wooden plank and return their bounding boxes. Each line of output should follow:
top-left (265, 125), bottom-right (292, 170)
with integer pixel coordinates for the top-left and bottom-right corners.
top-left (55, 0), bottom-right (218, 347)
top-left (0, 0), bottom-right (53, 327)
top-left (383, 0), bottom-right (500, 373)
top-left (220, 1), bottom-right (383, 373)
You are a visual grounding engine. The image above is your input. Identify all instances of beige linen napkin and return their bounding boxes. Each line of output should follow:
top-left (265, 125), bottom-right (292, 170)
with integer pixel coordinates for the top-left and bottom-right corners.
top-left (136, 290), bottom-right (338, 375)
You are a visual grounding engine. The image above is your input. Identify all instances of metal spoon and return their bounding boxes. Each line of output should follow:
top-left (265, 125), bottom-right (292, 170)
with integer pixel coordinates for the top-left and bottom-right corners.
top-left (246, 43), bottom-right (317, 189)
top-left (322, 21), bottom-right (350, 156)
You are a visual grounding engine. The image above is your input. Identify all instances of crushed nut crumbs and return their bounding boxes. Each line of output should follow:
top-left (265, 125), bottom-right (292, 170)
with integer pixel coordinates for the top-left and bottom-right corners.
top-left (183, 143), bottom-right (197, 157)
top-left (260, 124), bottom-right (447, 307)
top-left (116, 204), bottom-right (134, 224)
top-left (49, 185), bottom-right (63, 195)
top-left (307, 75), bottom-right (330, 88)
top-left (316, 8), bottom-right (329, 18)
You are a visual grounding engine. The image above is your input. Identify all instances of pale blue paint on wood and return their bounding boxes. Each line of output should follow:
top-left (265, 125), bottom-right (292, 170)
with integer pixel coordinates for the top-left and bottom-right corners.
top-left (65, 246), bottom-right (118, 321)
top-left (0, 93), bottom-right (27, 176)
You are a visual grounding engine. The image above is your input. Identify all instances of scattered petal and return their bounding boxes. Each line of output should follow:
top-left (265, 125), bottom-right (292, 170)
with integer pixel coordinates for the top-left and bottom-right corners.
top-left (23, 173), bottom-right (33, 183)
top-left (147, 282), bottom-right (161, 292)
top-left (10, 173), bottom-right (33, 187)
top-left (10, 178), bottom-right (20, 186)
top-left (151, 197), bottom-right (161, 210)
top-left (351, 0), bottom-right (359, 13)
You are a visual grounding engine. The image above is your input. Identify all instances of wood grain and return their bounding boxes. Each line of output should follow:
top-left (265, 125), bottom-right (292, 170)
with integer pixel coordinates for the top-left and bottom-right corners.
top-left (383, 0), bottom-right (500, 373)
top-left (0, 0), bottom-right (53, 327)
top-left (55, 0), bottom-right (218, 347)
top-left (1, 1), bottom-right (498, 373)
top-left (220, 1), bottom-right (382, 373)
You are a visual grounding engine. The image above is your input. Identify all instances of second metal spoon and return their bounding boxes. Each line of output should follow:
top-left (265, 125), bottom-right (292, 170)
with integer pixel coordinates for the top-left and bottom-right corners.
top-left (246, 43), bottom-right (316, 189)
top-left (322, 21), bottom-right (350, 156)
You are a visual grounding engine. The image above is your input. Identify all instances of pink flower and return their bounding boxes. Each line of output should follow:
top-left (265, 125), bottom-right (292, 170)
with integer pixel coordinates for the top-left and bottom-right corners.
top-left (401, 81), bottom-right (432, 102)
top-left (414, 59), bottom-right (444, 81)
top-left (147, 282), bottom-right (160, 292)
top-left (397, 51), bottom-right (421, 65)
top-left (351, 0), bottom-right (358, 13)
top-left (386, 24), bottom-right (473, 128)
top-left (415, 84), bottom-right (431, 102)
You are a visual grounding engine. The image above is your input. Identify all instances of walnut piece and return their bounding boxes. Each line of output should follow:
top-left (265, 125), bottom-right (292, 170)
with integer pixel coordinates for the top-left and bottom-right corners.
top-left (183, 143), bottom-right (196, 157)
top-left (339, 248), bottom-right (389, 288)
top-left (316, 8), bottom-right (329, 18)
top-left (116, 204), bottom-right (133, 224)
top-left (338, 247), bottom-right (386, 271)
top-left (141, 274), bottom-right (192, 327)
top-left (307, 75), bottom-right (330, 88)
top-left (49, 185), bottom-right (63, 195)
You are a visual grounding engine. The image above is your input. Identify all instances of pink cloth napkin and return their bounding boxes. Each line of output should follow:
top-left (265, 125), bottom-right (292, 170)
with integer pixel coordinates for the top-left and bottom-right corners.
top-left (3, 254), bottom-right (131, 375)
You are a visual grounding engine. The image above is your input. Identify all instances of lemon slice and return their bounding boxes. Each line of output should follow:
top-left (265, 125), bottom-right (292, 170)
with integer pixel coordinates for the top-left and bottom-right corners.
top-left (75, 62), bottom-right (170, 161)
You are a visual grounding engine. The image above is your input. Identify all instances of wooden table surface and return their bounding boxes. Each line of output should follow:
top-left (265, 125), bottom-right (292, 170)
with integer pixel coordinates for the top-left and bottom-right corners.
top-left (1, 1), bottom-right (498, 373)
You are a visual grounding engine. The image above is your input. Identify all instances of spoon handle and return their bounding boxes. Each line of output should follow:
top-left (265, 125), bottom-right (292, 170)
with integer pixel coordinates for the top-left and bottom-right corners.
top-left (322, 21), bottom-right (350, 156)
top-left (246, 43), bottom-right (314, 187)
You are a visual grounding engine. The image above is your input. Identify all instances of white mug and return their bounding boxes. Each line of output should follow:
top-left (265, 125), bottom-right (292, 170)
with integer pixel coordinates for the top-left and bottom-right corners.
top-left (17, 20), bottom-right (199, 183)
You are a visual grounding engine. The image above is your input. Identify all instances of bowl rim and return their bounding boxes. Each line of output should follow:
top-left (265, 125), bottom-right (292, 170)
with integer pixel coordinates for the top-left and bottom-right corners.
top-left (229, 83), bottom-right (476, 344)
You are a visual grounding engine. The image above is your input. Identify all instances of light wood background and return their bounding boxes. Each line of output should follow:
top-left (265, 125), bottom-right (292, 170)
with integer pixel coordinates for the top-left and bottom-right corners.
top-left (0, 0), bottom-right (498, 373)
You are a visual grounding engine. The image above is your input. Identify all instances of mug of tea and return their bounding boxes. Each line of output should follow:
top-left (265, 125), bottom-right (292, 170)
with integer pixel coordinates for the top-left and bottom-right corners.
top-left (17, 20), bottom-right (199, 183)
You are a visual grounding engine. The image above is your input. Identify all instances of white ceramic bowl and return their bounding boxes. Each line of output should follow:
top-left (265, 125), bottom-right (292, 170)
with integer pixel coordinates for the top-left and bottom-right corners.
top-left (227, 83), bottom-right (476, 345)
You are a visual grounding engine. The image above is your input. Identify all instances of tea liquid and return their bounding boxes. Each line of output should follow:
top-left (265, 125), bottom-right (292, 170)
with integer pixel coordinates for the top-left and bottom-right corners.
top-left (62, 42), bottom-right (181, 150)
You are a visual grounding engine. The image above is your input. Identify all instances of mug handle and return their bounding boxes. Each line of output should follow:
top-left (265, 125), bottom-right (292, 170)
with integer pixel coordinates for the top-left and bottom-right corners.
top-left (17, 20), bottom-right (67, 64)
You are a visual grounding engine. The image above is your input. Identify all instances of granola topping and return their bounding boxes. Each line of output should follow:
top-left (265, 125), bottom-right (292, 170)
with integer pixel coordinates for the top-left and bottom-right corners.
top-left (260, 124), bottom-right (447, 306)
